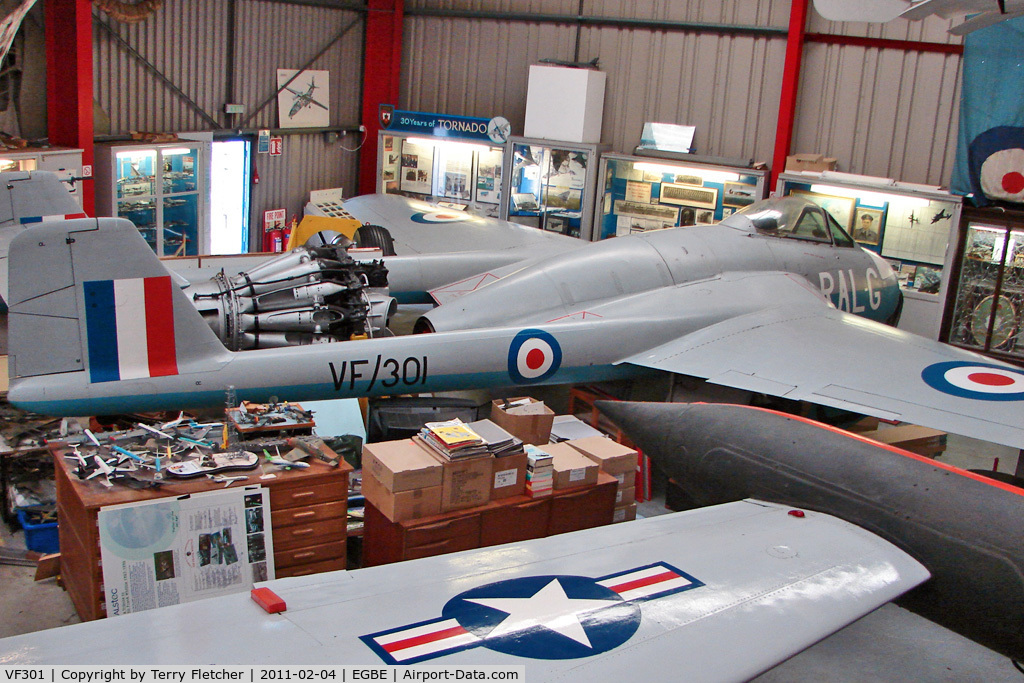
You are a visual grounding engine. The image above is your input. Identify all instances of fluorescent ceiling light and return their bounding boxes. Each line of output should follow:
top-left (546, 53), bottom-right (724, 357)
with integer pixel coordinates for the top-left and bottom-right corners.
top-left (405, 137), bottom-right (489, 152)
top-left (810, 183), bottom-right (930, 208)
top-left (634, 162), bottom-right (740, 183)
top-left (160, 148), bottom-right (194, 156)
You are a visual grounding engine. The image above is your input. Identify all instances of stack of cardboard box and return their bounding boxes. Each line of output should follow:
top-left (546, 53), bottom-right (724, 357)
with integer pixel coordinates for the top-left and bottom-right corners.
top-left (545, 442), bottom-right (600, 491)
top-left (567, 436), bottom-right (638, 522)
top-left (362, 439), bottom-right (443, 522)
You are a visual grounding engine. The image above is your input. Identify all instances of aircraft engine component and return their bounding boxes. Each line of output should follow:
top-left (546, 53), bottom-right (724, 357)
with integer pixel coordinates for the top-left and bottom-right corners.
top-left (187, 244), bottom-right (394, 350)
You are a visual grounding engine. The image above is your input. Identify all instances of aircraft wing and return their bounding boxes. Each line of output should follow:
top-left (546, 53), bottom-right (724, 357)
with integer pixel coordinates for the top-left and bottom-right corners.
top-left (342, 193), bottom-right (585, 256)
top-left (0, 500), bottom-right (928, 677)
top-left (620, 297), bottom-right (1024, 448)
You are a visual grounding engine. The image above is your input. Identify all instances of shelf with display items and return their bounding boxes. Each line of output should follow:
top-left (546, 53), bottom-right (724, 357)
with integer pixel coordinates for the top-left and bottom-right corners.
top-left (594, 153), bottom-right (768, 241)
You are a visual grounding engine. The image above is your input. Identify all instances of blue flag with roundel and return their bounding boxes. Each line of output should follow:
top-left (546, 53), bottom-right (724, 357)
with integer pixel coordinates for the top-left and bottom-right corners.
top-left (951, 17), bottom-right (1024, 206)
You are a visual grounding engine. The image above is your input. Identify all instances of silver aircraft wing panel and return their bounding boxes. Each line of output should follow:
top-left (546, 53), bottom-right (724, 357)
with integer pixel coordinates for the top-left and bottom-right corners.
top-left (0, 500), bottom-right (928, 680)
top-left (342, 193), bottom-right (586, 255)
top-left (621, 302), bottom-right (1024, 449)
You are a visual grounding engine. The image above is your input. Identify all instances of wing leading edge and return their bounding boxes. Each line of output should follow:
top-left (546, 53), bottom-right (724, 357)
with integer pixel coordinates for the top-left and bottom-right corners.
top-left (620, 290), bottom-right (1024, 448)
top-left (0, 501), bottom-right (927, 679)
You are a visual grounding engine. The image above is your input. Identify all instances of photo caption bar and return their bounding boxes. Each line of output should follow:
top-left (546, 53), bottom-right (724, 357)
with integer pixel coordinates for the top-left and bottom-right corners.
top-left (0, 667), bottom-right (524, 683)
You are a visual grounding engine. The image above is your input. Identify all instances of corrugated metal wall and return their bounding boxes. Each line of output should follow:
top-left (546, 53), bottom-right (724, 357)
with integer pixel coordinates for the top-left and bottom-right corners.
top-left (402, 0), bottom-right (963, 186)
top-left (84, 0), bottom-right (968, 225)
top-left (92, 0), bottom-right (365, 223)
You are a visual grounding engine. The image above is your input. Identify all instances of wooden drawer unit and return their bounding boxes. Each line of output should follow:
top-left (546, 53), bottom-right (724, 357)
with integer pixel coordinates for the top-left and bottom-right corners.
top-left (52, 445), bottom-right (351, 620)
top-left (481, 497), bottom-right (551, 547)
top-left (364, 473), bottom-right (617, 566)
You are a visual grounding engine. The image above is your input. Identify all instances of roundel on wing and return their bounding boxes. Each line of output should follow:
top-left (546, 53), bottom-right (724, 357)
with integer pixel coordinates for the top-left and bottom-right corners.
top-left (921, 361), bottom-right (1024, 401)
top-left (508, 329), bottom-right (562, 384)
top-left (410, 211), bottom-right (470, 224)
top-left (967, 126), bottom-right (1024, 204)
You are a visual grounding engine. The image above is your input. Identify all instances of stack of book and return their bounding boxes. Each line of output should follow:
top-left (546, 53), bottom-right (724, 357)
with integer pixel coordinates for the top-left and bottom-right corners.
top-left (418, 419), bottom-right (489, 460)
top-left (468, 419), bottom-right (525, 457)
top-left (525, 445), bottom-right (554, 497)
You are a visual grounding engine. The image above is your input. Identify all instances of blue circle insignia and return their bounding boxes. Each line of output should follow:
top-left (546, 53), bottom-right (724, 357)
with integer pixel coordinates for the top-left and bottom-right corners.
top-left (921, 361), bottom-right (1024, 401)
top-left (441, 575), bottom-right (641, 660)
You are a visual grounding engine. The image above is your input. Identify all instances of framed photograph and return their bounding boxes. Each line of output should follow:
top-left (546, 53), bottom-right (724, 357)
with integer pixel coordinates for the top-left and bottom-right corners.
top-left (276, 68), bottom-right (330, 129)
top-left (675, 174), bottom-right (704, 186)
top-left (625, 180), bottom-right (652, 203)
top-left (851, 207), bottom-right (884, 246)
top-left (722, 206), bottom-right (735, 217)
top-left (613, 200), bottom-right (679, 224)
top-left (723, 182), bottom-right (757, 207)
top-left (791, 190), bottom-right (856, 230)
top-left (696, 209), bottom-right (714, 224)
top-left (659, 183), bottom-right (718, 209)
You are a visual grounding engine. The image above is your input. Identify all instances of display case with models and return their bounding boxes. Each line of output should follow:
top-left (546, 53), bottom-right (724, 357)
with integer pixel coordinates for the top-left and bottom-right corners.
top-left (0, 147), bottom-right (84, 205)
top-left (95, 142), bottom-right (208, 257)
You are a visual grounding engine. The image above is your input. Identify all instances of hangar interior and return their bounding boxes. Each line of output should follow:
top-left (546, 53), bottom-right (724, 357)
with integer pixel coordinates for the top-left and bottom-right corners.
top-left (1, 0), bottom-right (1024, 679)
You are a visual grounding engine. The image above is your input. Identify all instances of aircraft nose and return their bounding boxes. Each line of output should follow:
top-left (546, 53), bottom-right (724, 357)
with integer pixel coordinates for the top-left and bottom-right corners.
top-left (595, 400), bottom-right (703, 477)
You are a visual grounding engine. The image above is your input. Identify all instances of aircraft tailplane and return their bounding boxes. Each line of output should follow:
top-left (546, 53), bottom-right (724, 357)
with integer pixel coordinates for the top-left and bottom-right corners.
top-left (7, 217), bottom-right (228, 382)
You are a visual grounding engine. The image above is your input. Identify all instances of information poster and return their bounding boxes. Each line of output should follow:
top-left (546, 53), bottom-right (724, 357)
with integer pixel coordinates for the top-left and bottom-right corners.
top-left (400, 139), bottom-right (434, 194)
top-left (98, 486), bottom-right (274, 617)
top-left (475, 148), bottom-right (504, 204)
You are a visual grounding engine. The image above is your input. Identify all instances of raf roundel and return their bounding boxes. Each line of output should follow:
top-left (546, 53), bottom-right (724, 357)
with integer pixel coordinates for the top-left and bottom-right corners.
top-left (921, 361), bottom-right (1024, 401)
top-left (410, 211), bottom-right (470, 224)
top-left (508, 329), bottom-right (562, 384)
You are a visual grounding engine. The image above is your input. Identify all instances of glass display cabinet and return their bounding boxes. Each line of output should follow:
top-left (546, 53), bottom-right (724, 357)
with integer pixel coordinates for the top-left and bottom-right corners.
top-left (594, 154), bottom-right (768, 240)
top-left (499, 136), bottom-right (609, 240)
top-left (944, 209), bottom-right (1024, 363)
top-left (0, 147), bottom-right (84, 205)
top-left (777, 172), bottom-right (963, 340)
top-left (95, 142), bottom-right (207, 257)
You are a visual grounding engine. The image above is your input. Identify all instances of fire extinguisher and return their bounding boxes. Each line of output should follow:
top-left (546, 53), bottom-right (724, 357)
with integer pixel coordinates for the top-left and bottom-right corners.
top-left (264, 225), bottom-right (283, 252)
top-left (284, 215), bottom-right (297, 249)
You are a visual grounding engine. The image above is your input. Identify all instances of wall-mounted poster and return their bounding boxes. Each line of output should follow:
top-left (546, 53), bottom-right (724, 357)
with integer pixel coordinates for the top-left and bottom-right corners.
top-left (659, 183), bottom-right (718, 209)
top-left (613, 200), bottom-right (679, 224)
top-left (625, 181), bottom-right (652, 203)
top-left (400, 139), bottom-right (434, 194)
top-left (276, 69), bottom-right (330, 129)
top-left (475, 148), bottom-right (504, 204)
top-left (792, 190), bottom-right (856, 230)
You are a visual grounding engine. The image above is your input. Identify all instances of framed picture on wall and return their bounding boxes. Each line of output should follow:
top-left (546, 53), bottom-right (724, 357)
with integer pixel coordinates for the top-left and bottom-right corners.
top-left (851, 207), bottom-right (884, 246)
top-left (723, 182), bottom-right (757, 207)
top-left (659, 183), bottom-right (718, 209)
top-left (792, 190), bottom-right (856, 230)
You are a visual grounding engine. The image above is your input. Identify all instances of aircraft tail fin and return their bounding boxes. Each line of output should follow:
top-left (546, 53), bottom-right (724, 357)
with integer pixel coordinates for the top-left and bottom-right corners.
top-left (8, 217), bottom-right (227, 382)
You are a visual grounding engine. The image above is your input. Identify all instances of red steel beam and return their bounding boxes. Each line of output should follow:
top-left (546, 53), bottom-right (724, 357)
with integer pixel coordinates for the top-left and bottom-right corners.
top-left (45, 0), bottom-right (94, 215)
top-left (771, 0), bottom-right (810, 191)
top-left (359, 0), bottom-right (404, 196)
top-left (805, 32), bottom-right (963, 55)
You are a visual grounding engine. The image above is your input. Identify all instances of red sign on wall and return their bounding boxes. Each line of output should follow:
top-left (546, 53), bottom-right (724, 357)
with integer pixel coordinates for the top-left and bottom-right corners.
top-left (269, 137), bottom-right (283, 156)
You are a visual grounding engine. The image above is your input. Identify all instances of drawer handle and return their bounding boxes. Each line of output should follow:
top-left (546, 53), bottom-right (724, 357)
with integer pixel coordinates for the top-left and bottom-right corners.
top-left (519, 500), bottom-right (548, 510)
top-left (291, 491), bottom-right (316, 500)
top-left (559, 490), bottom-right (591, 501)
top-left (291, 528), bottom-right (315, 537)
top-left (415, 521), bottom-right (455, 532)
top-left (291, 511), bottom-right (316, 519)
top-left (411, 539), bottom-right (450, 552)
top-left (293, 551), bottom-right (316, 559)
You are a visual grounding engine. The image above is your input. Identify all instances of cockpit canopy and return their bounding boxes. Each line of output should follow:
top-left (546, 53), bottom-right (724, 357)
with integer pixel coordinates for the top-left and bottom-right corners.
top-left (720, 196), bottom-right (856, 248)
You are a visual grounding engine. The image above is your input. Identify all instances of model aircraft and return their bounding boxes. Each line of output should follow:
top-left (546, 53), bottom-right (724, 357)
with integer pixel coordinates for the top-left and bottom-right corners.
top-left (596, 400), bottom-right (1024, 663)
top-left (813, 0), bottom-right (1024, 34)
top-left (6, 182), bottom-right (1024, 451)
top-left (285, 76), bottom-right (328, 119)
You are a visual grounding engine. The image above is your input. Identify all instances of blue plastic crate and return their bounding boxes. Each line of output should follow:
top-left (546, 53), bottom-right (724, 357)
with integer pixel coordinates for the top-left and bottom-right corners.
top-left (16, 509), bottom-right (59, 554)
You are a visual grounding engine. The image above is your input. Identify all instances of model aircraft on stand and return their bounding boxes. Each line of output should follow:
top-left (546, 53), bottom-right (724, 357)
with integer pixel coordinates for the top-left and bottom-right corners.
top-left (813, 0), bottom-right (1024, 34)
top-left (3, 171), bottom-right (1024, 451)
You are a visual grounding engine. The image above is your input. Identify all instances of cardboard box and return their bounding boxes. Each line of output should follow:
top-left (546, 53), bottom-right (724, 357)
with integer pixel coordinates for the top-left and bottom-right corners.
top-left (418, 438), bottom-right (494, 512)
top-left (490, 397), bottom-right (555, 446)
top-left (490, 452), bottom-right (528, 500)
top-left (546, 442), bottom-right (599, 490)
top-left (524, 65), bottom-right (606, 143)
top-left (361, 472), bottom-right (442, 523)
top-left (785, 153), bottom-right (838, 173)
top-left (613, 503), bottom-right (637, 523)
top-left (567, 436), bottom-right (637, 475)
top-left (612, 470), bottom-right (636, 488)
top-left (362, 439), bottom-right (443, 492)
top-left (614, 485), bottom-right (635, 507)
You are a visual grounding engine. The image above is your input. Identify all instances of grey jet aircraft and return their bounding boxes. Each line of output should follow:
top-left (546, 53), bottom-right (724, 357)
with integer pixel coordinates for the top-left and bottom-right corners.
top-left (5, 179), bottom-right (1024, 451)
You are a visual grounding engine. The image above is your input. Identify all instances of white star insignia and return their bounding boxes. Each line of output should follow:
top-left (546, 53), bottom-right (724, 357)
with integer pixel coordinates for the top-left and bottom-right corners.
top-left (466, 579), bottom-right (615, 648)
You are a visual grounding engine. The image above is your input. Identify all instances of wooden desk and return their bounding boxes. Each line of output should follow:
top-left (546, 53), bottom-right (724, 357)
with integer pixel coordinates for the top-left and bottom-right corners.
top-left (363, 472), bottom-right (617, 566)
top-left (52, 445), bottom-right (352, 621)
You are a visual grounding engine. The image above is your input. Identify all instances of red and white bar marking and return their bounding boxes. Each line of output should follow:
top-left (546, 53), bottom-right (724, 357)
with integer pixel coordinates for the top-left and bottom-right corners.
top-left (372, 618), bottom-right (481, 663)
top-left (597, 564), bottom-right (696, 601)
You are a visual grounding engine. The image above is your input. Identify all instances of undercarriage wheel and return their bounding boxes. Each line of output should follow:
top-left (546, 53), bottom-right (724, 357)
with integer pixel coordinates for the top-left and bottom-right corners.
top-left (355, 224), bottom-right (396, 256)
